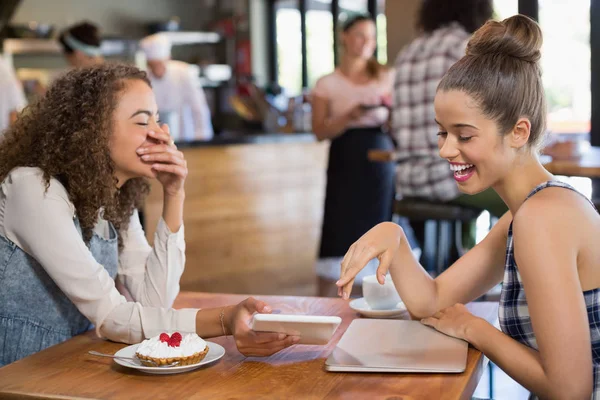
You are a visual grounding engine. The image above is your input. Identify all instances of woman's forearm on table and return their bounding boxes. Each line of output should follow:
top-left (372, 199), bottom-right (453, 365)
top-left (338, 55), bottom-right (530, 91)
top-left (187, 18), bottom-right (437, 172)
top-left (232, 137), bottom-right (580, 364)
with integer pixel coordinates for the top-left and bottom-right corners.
top-left (467, 318), bottom-right (589, 399)
top-left (195, 306), bottom-right (234, 338)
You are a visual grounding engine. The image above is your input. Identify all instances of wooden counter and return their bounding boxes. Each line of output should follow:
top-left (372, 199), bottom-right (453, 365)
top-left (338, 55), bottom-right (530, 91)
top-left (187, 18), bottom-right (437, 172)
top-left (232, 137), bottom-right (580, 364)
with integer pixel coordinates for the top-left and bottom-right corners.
top-left (144, 134), bottom-right (329, 296)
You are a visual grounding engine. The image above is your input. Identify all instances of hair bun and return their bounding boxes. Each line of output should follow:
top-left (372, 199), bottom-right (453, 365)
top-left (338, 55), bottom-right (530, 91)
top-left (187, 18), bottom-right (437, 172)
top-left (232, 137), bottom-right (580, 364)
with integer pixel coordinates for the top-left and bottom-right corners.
top-left (466, 14), bottom-right (542, 63)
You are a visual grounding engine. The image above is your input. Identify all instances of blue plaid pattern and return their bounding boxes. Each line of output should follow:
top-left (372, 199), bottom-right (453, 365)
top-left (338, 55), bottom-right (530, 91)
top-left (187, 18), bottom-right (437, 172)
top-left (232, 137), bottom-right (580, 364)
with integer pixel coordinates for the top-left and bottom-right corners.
top-left (499, 181), bottom-right (600, 399)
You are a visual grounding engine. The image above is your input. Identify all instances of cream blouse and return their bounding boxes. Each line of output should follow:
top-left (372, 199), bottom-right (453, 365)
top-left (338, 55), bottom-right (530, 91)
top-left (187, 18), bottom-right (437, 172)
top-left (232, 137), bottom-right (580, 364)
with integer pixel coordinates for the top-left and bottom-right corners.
top-left (0, 167), bottom-right (198, 344)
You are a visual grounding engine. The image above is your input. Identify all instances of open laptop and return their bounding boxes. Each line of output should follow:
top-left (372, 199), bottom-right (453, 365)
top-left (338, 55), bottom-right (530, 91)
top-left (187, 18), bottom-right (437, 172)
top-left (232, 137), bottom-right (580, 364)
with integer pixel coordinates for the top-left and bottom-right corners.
top-left (325, 319), bottom-right (468, 373)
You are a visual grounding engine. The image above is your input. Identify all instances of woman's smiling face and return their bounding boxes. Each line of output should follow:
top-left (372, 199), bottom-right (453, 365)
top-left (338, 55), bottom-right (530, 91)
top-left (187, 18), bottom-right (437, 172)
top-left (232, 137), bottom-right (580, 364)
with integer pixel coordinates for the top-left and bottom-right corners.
top-left (434, 89), bottom-right (517, 195)
top-left (109, 79), bottom-right (162, 185)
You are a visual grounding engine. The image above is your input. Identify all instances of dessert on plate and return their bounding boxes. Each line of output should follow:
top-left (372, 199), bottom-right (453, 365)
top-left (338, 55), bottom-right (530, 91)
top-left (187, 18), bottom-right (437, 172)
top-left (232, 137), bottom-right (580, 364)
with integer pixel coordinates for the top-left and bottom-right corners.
top-left (135, 332), bottom-right (208, 367)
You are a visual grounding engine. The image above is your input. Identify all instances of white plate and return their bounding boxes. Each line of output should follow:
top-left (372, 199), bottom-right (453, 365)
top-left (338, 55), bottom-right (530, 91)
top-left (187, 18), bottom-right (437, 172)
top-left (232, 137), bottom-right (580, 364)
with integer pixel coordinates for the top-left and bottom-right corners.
top-left (349, 297), bottom-right (408, 319)
top-left (113, 341), bottom-right (225, 375)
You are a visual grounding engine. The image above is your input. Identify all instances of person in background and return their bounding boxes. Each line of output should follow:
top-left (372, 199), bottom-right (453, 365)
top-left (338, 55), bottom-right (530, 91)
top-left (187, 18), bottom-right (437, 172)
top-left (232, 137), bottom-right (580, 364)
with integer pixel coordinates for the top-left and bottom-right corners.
top-left (311, 14), bottom-right (395, 295)
top-left (0, 56), bottom-right (26, 133)
top-left (392, 0), bottom-right (504, 248)
top-left (58, 21), bottom-right (104, 68)
top-left (0, 64), bottom-right (297, 366)
top-left (338, 15), bottom-right (600, 398)
top-left (139, 33), bottom-right (213, 142)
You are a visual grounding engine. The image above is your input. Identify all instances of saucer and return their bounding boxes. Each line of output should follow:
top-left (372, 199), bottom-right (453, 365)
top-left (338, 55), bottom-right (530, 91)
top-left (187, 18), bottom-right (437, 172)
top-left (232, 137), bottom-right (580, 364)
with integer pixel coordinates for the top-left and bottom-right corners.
top-left (112, 341), bottom-right (225, 375)
top-left (349, 297), bottom-right (408, 319)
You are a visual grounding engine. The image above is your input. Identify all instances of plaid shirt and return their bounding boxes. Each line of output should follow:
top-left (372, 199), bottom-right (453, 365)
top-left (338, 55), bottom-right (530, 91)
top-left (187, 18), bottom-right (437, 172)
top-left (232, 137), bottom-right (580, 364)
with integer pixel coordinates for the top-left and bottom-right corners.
top-left (391, 23), bottom-right (470, 201)
top-left (499, 181), bottom-right (600, 399)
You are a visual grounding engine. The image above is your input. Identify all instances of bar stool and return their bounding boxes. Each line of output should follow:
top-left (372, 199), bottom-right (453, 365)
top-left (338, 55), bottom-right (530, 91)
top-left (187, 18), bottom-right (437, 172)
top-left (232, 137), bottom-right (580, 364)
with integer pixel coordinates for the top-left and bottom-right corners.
top-left (394, 197), bottom-right (482, 276)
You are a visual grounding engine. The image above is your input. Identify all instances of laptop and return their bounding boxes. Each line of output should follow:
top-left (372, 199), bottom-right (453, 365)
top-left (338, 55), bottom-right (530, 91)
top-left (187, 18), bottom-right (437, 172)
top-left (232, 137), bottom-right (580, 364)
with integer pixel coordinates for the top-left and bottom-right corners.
top-left (325, 319), bottom-right (468, 373)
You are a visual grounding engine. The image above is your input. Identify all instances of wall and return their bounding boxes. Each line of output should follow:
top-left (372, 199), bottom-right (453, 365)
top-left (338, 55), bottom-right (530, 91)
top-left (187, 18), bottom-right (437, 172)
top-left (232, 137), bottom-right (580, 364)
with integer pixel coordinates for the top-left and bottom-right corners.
top-left (385, 0), bottom-right (420, 63)
top-left (11, 0), bottom-right (216, 37)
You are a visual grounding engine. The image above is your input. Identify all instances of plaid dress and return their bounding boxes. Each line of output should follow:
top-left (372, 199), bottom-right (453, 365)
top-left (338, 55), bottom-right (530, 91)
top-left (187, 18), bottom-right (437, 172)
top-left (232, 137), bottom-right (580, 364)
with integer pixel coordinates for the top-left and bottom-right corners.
top-left (499, 181), bottom-right (600, 399)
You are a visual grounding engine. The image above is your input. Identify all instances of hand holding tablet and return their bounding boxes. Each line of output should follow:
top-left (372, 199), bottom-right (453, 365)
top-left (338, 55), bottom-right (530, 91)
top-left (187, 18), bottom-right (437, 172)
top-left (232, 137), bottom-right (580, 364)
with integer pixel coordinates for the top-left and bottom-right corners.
top-left (251, 314), bottom-right (342, 345)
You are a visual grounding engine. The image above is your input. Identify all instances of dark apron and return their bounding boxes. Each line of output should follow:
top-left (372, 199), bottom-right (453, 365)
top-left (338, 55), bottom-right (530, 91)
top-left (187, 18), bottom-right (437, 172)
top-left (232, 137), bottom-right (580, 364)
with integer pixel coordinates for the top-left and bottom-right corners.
top-left (318, 126), bottom-right (395, 258)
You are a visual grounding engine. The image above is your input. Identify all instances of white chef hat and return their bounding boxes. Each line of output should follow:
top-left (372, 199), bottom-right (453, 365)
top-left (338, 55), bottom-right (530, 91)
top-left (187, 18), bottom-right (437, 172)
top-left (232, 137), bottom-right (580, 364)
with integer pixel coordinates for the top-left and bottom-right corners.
top-left (140, 33), bottom-right (172, 61)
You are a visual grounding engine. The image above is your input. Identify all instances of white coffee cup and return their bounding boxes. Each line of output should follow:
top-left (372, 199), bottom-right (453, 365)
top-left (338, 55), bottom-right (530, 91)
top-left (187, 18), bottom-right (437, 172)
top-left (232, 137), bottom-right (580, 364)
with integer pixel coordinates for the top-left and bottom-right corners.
top-left (362, 274), bottom-right (401, 310)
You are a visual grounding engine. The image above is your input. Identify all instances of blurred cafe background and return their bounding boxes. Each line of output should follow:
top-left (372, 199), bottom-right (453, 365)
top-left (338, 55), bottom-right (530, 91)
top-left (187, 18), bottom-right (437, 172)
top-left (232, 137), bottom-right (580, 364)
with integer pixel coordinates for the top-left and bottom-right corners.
top-left (0, 1), bottom-right (597, 396)
top-left (0, 0), bottom-right (595, 295)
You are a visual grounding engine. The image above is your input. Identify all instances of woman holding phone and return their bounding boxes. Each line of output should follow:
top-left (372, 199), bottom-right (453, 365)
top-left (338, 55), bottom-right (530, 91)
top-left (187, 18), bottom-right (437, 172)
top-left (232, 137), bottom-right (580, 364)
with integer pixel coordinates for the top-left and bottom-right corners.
top-left (311, 14), bottom-right (396, 292)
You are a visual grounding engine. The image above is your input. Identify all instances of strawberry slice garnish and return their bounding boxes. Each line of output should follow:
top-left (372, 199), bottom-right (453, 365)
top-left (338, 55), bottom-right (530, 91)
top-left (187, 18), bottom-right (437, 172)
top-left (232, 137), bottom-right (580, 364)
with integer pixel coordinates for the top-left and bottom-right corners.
top-left (159, 333), bottom-right (170, 343)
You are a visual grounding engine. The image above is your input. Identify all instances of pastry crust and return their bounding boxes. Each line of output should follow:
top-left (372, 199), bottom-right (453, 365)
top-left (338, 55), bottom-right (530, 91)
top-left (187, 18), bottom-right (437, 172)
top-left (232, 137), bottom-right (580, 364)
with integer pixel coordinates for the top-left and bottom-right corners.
top-left (136, 345), bottom-right (209, 367)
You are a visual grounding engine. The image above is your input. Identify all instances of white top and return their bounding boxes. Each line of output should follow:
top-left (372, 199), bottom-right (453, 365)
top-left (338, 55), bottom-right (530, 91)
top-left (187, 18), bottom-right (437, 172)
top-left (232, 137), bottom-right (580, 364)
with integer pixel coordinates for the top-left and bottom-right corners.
top-left (149, 60), bottom-right (214, 142)
top-left (311, 68), bottom-right (395, 129)
top-left (0, 56), bottom-right (27, 133)
top-left (0, 167), bottom-right (199, 344)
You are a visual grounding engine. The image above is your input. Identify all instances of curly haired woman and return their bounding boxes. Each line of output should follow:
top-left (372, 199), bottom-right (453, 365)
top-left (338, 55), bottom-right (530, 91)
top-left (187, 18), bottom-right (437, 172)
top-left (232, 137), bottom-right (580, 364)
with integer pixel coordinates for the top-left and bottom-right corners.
top-left (0, 64), bottom-right (298, 366)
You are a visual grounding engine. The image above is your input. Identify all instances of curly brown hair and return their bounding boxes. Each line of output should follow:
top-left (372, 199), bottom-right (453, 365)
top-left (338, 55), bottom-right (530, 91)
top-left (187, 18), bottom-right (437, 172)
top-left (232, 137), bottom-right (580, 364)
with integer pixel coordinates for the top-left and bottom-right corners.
top-left (0, 63), bottom-right (151, 250)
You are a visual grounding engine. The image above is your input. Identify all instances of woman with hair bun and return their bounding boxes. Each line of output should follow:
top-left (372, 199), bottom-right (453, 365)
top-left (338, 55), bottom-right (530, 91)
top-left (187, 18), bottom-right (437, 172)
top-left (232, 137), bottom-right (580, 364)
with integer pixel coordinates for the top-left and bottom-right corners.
top-left (337, 15), bottom-right (600, 398)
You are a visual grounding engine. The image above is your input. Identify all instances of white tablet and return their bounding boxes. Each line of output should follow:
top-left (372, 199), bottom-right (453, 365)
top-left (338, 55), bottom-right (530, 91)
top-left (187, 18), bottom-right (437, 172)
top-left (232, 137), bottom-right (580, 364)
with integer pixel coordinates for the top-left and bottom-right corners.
top-left (251, 314), bottom-right (342, 345)
top-left (325, 319), bottom-right (468, 373)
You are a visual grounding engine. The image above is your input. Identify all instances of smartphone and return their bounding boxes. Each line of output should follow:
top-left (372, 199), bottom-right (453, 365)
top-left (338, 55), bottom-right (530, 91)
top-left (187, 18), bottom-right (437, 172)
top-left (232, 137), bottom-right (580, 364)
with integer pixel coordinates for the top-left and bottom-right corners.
top-left (251, 314), bottom-right (342, 345)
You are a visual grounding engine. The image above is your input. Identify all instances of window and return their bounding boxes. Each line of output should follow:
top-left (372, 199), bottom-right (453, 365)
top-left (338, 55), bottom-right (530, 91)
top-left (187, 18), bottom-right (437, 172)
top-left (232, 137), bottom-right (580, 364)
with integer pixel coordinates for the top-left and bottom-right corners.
top-left (376, 0), bottom-right (387, 65)
top-left (539, 0), bottom-right (591, 135)
top-left (338, 0), bottom-right (368, 22)
top-left (271, 0), bottom-right (380, 91)
top-left (306, 0), bottom-right (334, 88)
top-left (275, 0), bottom-right (303, 95)
top-left (492, 1), bottom-right (590, 136)
top-left (494, 1), bottom-right (519, 19)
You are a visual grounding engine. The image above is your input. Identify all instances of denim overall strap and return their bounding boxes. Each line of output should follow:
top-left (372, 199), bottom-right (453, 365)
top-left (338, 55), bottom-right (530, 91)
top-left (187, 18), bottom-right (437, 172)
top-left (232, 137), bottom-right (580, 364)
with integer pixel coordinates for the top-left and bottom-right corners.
top-left (0, 218), bottom-right (118, 366)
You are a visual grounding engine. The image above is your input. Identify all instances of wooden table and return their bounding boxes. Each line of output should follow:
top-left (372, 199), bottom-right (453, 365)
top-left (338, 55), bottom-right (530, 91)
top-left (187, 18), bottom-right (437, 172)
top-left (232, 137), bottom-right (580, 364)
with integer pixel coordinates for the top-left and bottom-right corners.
top-left (369, 147), bottom-right (600, 178)
top-left (0, 292), bottom-right (498, 400)
top-left (541, 146), bottom-right (600, 178)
